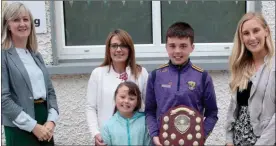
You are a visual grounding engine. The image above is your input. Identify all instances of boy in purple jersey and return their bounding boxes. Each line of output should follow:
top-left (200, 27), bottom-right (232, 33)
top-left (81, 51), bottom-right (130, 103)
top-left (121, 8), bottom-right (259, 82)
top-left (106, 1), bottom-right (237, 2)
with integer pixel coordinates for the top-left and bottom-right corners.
top-left (145, 22), bottom-right (218, 145)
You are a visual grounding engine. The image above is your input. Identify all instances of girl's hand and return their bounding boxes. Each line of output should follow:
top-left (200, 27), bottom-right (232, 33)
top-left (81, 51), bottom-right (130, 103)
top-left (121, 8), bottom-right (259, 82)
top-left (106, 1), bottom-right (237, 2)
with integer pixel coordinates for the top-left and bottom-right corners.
top-left (95, 133), bottom-right (106, 146)
top-left (153, 136), bottom-right (162, 146)
top-left (225, 143), bottom-right (234, 146)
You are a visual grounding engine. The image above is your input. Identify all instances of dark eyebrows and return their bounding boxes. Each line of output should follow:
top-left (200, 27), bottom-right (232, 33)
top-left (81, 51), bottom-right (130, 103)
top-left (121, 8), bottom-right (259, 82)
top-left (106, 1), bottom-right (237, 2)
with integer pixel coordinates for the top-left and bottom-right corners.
top-left (168, 43), bottom-right (176, 46)
top-left (110, 43), bottom-right (126, 45)
top-left (180, 43), bottom-right (188, 46)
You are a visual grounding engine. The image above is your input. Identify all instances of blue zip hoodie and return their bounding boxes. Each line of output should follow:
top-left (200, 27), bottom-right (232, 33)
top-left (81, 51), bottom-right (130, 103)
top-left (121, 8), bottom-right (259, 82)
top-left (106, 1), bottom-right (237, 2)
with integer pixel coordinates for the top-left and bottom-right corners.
top-left (101, 111), bottom-right (151, 146)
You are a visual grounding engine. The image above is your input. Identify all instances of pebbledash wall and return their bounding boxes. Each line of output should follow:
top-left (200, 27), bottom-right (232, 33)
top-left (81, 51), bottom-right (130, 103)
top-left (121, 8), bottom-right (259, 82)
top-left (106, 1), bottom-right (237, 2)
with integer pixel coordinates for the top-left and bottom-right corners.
top-left (1, 1), bottom-right (275, 145)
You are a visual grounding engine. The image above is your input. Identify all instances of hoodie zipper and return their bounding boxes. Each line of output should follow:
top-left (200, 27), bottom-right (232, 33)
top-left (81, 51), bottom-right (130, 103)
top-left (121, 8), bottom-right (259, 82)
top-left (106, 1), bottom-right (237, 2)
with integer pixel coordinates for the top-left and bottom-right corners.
top-left (126, 119), bottom-right (131, 146)
top-left (177, 66), bottom-right (181, 91)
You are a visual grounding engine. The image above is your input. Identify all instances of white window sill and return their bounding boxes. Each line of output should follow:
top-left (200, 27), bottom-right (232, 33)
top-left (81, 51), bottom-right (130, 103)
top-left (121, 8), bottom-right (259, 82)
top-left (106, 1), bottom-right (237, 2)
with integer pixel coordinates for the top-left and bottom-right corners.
top-left (47, 56), bottom-right (229, 74)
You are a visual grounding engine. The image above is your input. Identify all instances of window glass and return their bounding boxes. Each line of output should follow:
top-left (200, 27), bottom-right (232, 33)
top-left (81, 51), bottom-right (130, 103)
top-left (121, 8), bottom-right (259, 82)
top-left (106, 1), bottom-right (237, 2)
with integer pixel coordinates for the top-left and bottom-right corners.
top-left (63, 1), bottom-right (152, 46)
top-left (161, 1), bottom-right (246, 43)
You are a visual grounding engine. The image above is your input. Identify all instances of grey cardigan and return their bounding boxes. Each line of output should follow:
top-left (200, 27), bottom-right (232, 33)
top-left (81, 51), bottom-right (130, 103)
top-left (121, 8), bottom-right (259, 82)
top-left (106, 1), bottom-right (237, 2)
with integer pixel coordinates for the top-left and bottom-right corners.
top-left (225, 57), bottom-right (275, 145)
top-left (1, 47), bottom-right (59, 127)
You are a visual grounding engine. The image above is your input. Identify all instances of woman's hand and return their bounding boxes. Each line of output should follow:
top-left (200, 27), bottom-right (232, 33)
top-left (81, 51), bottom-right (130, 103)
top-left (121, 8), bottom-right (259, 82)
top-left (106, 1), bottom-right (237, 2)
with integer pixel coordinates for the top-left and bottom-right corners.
top-left (153, 136), bottom-right (162, 146)
top-left (95, 133), bottom-right (106, 146)
top-left (44, 121), bottom-right (55, 141)
top-left (32, 124), bottom-right (51, 141)
top-left (225, 143), bottom-right (234, 146)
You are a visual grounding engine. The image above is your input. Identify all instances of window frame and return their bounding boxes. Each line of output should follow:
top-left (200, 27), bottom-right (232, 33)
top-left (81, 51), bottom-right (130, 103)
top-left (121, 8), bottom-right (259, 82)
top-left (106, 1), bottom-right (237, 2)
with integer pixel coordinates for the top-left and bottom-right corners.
top-left (54, 1), bottom-right (256, 60)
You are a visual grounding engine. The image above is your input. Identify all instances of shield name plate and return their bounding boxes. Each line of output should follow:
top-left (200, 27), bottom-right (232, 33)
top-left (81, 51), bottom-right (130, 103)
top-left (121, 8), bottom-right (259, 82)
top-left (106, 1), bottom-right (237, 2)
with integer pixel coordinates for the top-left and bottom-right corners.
top-left (159, 105), bottom-right (205, 146)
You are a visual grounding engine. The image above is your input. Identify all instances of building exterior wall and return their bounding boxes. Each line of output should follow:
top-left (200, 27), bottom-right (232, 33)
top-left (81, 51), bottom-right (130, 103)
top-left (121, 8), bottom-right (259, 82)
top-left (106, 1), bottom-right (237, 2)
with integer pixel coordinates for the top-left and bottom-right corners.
top-left (36, 1), bottom-right (53, 65)
top-left (2, 1), bottom-right (275, 145)
top-left (262, 1), bottom-right (275, 40)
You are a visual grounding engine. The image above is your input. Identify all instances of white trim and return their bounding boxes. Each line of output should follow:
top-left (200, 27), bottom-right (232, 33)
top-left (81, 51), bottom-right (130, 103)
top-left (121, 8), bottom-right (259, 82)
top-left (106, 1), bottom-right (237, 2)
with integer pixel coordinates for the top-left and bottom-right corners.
top-left (58, 43), bottom-right (232, 59)
top-left (247, 1), bottom-right (256, 12)
top-left (58, 51), bottom-right (231, 60)
top-left (57, 43), bottom-right (233, 54)
top-left (54, 1), bottom-right (252, 60)
top-left (54, 1), bottom-right (64, 58)
top-left (152, 1), bottom-right (162, 46)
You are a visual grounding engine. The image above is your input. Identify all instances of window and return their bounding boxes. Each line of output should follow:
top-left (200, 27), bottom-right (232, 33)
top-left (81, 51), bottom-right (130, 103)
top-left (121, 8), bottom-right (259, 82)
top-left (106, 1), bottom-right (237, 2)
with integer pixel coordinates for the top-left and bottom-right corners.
top-left (54, 1), bottom-right (256, 60)
top-left (63, 1), bottom-right (152, 46)
top-left (161, 1), bottom-right (246, 43)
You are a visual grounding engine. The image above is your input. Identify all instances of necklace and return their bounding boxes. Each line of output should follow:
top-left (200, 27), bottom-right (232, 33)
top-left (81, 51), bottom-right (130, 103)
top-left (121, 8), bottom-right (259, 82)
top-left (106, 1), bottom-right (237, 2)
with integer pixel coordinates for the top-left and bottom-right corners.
top-left (119, 72), bottom-right (128, 81)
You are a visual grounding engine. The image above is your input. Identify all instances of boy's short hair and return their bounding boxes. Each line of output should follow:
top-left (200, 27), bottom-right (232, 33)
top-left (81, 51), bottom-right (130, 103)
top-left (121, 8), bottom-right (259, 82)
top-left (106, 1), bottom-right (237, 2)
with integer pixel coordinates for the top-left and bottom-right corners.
top-left (166, 22), bottom-right (194, 44)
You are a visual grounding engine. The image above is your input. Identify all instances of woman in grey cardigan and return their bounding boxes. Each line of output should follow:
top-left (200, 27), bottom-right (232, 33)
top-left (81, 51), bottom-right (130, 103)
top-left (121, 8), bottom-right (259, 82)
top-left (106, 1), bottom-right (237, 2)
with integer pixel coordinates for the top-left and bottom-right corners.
top-left (1, 2), bottom-right (59, 146)
top-left (226, 12), bottom-right (275, 146)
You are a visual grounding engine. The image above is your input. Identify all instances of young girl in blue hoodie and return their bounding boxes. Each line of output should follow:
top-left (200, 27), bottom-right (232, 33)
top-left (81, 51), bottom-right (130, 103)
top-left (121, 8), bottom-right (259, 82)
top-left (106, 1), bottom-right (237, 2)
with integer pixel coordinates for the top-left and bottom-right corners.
top-left (100, 81), bottom-right (151, 146)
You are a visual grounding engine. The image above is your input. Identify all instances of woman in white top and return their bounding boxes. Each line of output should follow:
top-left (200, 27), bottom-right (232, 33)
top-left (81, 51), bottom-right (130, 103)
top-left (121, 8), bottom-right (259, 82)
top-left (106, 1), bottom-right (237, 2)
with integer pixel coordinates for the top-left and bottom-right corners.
top-left (86, 29), bottom-right (148, 146)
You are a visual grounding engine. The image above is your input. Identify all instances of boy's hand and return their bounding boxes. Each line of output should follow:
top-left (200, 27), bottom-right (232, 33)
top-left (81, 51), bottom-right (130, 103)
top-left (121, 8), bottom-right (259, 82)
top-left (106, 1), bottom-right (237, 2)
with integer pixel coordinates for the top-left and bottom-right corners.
top-left (153, 136), bottom-right (162, 146)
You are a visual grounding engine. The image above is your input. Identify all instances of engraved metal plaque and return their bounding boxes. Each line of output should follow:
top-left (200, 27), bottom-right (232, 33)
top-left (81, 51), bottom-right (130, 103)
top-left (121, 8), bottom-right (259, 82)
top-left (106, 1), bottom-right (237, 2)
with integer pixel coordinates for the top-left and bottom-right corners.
top-left (174, 115), bottom-right (190, 134)
top-left (159, 105), bottom-right (205, 146)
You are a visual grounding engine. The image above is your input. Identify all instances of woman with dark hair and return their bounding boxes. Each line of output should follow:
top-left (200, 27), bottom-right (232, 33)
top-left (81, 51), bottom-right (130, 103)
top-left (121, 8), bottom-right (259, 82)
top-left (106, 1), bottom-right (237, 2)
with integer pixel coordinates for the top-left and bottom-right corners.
top-left (85, 29), bottom-right (148, 145)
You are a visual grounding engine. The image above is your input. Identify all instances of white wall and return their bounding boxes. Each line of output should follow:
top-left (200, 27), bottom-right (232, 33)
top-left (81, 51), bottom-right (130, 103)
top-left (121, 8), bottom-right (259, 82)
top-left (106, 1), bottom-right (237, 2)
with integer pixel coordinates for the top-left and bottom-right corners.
top-left (262, 1), bottom-right (275, 40)
top-left (36, 1), bottom-right (53, 65)
top-left (2, 1), bottom-right (275, 145)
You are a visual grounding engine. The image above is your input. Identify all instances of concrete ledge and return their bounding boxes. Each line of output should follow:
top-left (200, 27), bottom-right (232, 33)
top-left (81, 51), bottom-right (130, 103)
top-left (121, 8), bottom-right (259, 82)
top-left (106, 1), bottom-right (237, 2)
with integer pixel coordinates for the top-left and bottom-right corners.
top-left (47, 56), bottom-right (229, 75)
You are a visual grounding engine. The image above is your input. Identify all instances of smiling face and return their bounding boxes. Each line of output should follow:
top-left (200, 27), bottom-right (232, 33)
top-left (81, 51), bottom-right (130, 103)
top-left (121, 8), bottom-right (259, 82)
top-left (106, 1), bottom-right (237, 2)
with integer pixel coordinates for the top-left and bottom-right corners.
top-left (115, 85), bottom-right (138, 118)
top-left (8, 10), bottom-right (31, 41)
top-left (241, 18), bottom-right (268, 55)
top-left (166, 37), bottom-right (194, 65)
top-left (109, 35), bottom-right (129, 64)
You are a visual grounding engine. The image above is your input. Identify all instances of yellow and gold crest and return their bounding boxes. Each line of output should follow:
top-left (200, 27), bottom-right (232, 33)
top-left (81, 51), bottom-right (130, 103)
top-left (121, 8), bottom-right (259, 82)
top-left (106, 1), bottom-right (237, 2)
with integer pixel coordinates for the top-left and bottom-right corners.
top-left (187, 81), bottom-right (196, 90)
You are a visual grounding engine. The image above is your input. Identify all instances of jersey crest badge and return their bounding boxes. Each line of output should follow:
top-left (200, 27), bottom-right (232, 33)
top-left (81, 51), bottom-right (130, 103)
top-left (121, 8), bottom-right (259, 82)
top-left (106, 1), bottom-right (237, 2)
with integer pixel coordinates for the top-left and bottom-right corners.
top-left (187, 81), bottom-right (196, 90)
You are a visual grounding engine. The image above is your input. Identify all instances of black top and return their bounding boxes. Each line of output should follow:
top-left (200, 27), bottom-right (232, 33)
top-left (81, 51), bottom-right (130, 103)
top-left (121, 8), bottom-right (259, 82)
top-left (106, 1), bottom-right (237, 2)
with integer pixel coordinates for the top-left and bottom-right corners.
top-left (237, 81), bottom-right (253, 106)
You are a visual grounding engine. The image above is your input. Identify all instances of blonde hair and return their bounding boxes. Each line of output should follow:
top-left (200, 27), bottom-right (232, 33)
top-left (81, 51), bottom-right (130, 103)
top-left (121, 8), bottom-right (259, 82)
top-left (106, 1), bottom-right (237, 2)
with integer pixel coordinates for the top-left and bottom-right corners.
top-left (229, 12), bottom-right (275, 93)
top-left (1, 2), bottom-right (38, 52)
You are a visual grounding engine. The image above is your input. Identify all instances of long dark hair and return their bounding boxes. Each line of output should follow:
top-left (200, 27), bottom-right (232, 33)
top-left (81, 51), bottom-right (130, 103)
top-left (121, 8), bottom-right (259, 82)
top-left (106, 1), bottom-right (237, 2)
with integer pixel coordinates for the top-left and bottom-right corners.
top-left (101, 29), bottom-right (142, 80)
top-left (113, 81), bottom-right (142, 115)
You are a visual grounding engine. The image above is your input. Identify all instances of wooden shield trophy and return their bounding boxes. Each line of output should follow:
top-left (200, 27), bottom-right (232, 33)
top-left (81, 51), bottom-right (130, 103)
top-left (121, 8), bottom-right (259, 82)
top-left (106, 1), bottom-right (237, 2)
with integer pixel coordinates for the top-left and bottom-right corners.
top-left (159, 105), bottom-right (204, 146)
